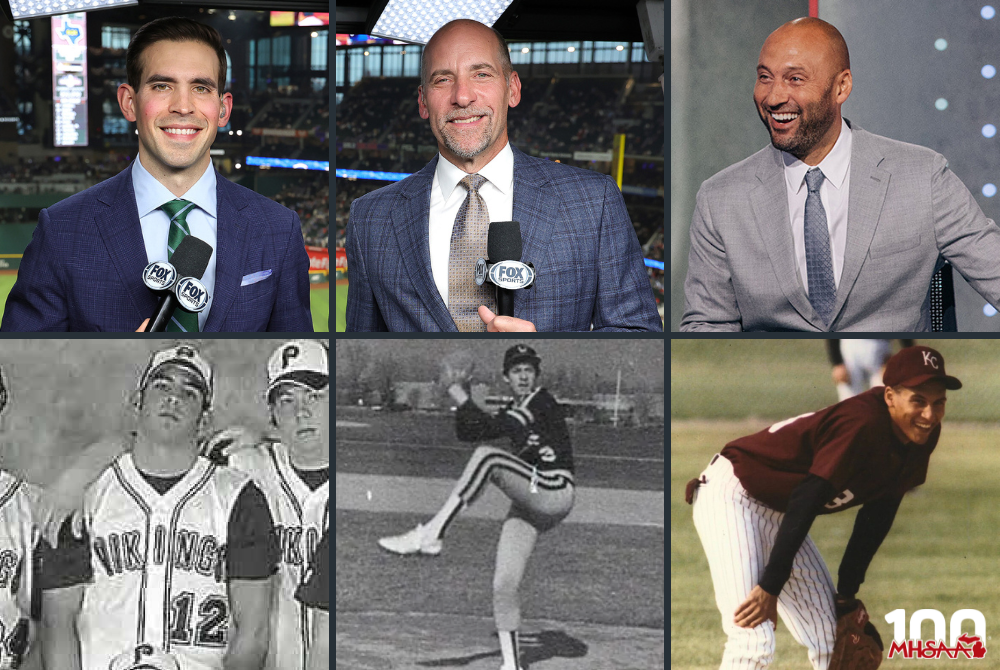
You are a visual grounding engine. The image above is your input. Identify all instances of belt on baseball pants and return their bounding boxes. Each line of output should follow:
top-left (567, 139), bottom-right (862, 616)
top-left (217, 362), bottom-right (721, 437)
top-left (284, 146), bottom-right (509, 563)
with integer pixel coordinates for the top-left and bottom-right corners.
top-left (684, 453), bottom-right (722, 505)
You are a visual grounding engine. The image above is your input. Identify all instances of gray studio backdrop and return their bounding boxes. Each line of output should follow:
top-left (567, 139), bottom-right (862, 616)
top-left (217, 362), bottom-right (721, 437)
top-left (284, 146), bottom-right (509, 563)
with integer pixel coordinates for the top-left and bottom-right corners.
top-left (671, 0), bottom-right (1000, 331)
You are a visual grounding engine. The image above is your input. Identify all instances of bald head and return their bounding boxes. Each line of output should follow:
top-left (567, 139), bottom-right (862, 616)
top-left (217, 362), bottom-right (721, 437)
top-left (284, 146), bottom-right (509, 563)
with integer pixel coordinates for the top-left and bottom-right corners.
top-left (753, 17), bottom-right (852, 164)
top-left (765, 17), bottom-right (850, 75)
top-left (421, 19), bottom-right (513, 87)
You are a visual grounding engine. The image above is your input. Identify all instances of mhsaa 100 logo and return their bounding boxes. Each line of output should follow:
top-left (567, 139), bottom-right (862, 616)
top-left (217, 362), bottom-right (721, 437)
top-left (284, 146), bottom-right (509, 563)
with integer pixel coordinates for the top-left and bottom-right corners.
top-left (886, 608), bottom-right (987, 660)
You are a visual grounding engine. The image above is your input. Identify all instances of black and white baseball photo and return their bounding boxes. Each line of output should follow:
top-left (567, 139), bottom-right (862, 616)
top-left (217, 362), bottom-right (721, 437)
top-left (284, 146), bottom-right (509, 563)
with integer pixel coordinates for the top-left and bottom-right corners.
top-left (335, 339), bottom-right (664, 670)
top-left (0, 338), bottom-right (328, 670)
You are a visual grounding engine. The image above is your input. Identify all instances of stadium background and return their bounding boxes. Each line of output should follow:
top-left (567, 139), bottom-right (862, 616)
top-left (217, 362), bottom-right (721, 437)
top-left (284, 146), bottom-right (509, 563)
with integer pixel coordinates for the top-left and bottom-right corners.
top-left (334, 6), bottom-right (665, 331)
top-left (672, 0), bottom-right (1000, 331)
top-left (0, 5), bottom-right (329, 330)
top-left (671, 340), bottom-right (1000, 669)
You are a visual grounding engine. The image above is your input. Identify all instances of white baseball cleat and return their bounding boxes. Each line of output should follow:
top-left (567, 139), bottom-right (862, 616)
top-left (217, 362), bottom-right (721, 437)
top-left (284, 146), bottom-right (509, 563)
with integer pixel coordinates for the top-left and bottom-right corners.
top-left (378, 524), bottom-right (442, 556)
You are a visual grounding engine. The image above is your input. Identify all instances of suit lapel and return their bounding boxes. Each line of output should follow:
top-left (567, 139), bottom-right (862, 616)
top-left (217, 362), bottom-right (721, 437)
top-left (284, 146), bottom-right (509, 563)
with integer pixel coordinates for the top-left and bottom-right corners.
top-left (511, 147), bottom-right (556, 290)
top-left (203, 175), bottom-right (243, 332)
top-left (93, 167), bottom-right (159, 318)
top-left (831, 126), bottom-right (889, 325)
top-left (392, 156), bottom-right (457, 331)
top-left (750, 150), bottom-right (821, 327)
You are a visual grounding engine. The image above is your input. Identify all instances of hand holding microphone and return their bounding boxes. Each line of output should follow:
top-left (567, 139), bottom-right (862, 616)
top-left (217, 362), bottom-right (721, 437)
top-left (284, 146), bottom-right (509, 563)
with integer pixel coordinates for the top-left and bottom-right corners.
top-left (475, 221), bottom-right (537, 330)
top-left (138, 236), bottom-right (213, 332)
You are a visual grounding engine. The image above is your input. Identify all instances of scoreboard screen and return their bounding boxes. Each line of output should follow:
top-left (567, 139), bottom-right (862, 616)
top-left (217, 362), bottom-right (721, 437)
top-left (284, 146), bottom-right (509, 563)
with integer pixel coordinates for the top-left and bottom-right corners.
top-left (51, 13), bottom-right (88, 147)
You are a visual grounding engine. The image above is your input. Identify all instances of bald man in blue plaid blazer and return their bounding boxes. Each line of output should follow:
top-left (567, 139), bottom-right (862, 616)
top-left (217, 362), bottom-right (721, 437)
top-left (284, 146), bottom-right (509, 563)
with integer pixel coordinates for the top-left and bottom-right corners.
top-left (345, 146), bottom-right (661, 332)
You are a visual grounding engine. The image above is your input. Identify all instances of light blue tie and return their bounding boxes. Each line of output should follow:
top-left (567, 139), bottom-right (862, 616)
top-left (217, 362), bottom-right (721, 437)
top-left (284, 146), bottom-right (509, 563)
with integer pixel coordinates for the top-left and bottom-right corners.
top-left (804, 168), bottom-right (836, 324)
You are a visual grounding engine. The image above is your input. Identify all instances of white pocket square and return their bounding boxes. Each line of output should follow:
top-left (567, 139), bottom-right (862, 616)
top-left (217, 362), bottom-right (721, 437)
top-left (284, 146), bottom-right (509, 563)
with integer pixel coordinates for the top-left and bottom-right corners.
top-left (241, 269), bottom-right (272, 286)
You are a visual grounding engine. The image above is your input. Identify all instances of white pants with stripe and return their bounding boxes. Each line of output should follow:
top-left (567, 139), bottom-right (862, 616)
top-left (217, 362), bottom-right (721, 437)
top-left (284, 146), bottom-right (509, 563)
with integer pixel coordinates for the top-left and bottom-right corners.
top-left (692, 455), bottom-right (836, 670)
top-left (838, 339), bottom-right (892, 400)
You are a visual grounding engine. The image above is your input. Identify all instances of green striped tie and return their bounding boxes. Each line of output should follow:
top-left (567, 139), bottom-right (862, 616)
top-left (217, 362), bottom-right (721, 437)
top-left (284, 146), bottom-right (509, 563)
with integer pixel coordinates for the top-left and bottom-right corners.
top-left (160, 199), bottom-right (200, 333)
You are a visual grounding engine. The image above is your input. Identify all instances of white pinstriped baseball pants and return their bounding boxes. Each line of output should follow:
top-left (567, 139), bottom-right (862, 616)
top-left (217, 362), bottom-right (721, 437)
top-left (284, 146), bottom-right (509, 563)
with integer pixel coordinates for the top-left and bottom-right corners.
top-left (692, 455), bottom-right (837, 670)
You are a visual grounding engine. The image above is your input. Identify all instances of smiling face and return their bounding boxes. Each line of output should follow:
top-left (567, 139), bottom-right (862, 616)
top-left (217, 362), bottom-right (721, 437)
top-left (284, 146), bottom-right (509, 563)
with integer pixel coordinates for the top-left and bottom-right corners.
top-left (117, 39), bottom-right (233, 191)
top-left (418, 20), bottom-right (521, 172)
top-left (504, 362), bottom-right (538, 403)
top-left (753, 20), bottom-right (851, 165)
top-left (273, 383), bottom-right (330, 456)
top-left (885, 381), bottom-right (947, 445)
top-left (139, 363), bottom-right (207, 445)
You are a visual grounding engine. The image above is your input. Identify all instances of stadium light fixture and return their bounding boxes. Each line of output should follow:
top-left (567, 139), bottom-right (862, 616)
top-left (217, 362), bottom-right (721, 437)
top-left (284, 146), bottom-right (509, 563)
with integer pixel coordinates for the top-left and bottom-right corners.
top-left (368, 0), bottom-right (515, 44)
top-left (3, 0), bottom-right (137, 20)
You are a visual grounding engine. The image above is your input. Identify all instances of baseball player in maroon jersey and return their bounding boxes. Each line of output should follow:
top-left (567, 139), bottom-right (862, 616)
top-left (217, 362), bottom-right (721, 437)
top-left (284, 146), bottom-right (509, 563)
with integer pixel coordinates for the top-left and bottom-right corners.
top-left (378, 344), bottom-right (575, 670)
top-left (685, 345), bottom-right (960, 669)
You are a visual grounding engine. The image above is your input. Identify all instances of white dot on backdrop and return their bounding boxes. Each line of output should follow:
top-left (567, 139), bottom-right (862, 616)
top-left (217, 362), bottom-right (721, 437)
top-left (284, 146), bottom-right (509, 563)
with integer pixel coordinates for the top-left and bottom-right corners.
top-left (984, 5), bottom-right (997, 20)
top-left (985, 303), bottom-right (998, 317)
top-left (984, 124), bottom-right (997, 138)
top-left (983, 64), bottom-right (997, 79)
top-left (935, 98), bottom-right (949, 110)
top-left (935, 38), bottom-right (948, 51)
top-left (983, 183), bottom-right (998, 197)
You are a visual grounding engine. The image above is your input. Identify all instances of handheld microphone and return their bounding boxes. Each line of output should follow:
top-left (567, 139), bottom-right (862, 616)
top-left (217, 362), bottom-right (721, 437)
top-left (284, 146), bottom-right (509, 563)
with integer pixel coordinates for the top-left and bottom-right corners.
top-left (476, 221), bottom-right (534, 317)
top-left (143, 236), bottom-right (213, 332)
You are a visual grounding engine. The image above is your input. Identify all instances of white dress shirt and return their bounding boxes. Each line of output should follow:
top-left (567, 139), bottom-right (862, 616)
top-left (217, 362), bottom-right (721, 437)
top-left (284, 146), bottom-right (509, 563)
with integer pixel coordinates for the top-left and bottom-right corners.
top-left (782, 118), bottom-right (852, 294)
top-left (132, 158), bottom-right (218, 330)
top-left (428, 143), bottom-right (514, 306)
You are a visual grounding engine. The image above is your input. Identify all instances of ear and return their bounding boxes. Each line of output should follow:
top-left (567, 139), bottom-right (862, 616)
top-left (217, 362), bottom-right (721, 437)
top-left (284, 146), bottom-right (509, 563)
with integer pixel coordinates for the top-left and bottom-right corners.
top-left (129, 389), bottom-right (143, 410)
top-left (217, 92), bottom-right (234, 128)
top-left (883, 385), bottom-right (894, 407)
top-left (198, 408), bottom-right (215, 436)
top-left (835, 69), bottom-right (852, 105)
top-left (118, 83), bottom-right (138, 123)
top-left (507, 70), bottom-right (522, 108)
top-left (417, 85), bottom-right (429, 120)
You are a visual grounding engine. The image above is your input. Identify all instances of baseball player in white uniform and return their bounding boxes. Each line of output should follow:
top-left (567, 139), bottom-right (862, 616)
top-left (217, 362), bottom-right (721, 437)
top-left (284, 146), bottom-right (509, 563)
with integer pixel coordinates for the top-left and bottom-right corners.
top-left (0, 368), bottom-right (43, 670)
top-left (828, 340), bottom-right (913, 400)
top-left (38, 345), bottom-right (279, 670)
top-left (295, 526), bottom-right (328, 670)
top-left (205, 340), bottom-right (329, 670)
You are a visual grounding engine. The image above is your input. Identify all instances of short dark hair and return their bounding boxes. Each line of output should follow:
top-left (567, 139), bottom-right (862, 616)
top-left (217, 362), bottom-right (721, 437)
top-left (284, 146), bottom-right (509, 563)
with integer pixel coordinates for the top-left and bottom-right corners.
top-left (420, 23), bottom-right (513, 87)
top-left (126, 17), bottom-right (228, 92)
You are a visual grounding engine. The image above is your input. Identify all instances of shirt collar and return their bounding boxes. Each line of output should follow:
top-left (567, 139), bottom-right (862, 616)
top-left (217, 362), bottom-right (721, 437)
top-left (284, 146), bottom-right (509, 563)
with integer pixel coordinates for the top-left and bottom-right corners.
top-left (132, 158), bottom-right (218, 220)
top-left (782, 117), bottom-right (853, 193)
top-left (435, 142), bottom-right (514, 204)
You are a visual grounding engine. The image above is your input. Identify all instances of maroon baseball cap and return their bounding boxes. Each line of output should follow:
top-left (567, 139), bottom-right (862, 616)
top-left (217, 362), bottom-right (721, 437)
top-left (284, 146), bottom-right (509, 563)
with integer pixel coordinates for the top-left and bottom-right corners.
top-left (883, 345), bottom-right (962, 390)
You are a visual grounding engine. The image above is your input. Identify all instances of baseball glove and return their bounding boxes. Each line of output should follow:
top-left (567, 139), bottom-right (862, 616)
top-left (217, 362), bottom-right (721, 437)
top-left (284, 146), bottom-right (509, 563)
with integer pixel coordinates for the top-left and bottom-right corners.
top-left (829, 596), bottom-right (884, 670)
top-left (438, 350), bottom-right (475, 389)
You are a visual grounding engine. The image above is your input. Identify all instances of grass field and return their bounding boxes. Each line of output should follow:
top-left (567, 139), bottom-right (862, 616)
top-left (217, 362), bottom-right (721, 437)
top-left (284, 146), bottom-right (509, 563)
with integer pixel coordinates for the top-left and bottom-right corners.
top-left (336, 279), bottom-right (347, 332)
top-left (0, 272), bottom-right (329, 331)
top-left (672, 339), bottom-right (1000, 422)
top-left (671, 340), bottom-right (1000, 669)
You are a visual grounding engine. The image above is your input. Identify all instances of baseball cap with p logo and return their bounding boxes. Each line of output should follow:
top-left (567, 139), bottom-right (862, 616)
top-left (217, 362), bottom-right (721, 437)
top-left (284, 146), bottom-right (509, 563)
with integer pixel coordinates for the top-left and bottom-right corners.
top-left (883, 345), bottom-right (962, 390)
top-left (267, 340), bottom-right (329, 402)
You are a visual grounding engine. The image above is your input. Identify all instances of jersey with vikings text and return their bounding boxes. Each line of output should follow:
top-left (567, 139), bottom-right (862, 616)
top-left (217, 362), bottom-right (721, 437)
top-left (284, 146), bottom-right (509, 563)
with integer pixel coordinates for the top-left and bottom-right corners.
top-left (76, 454), bottom-right (264, 670)
top-left (457, 387), bottom-right (575, 474)
top-left (721, 387), bottom-right (938, 513)
top-left (0, 473), bottom-right (36, 670)
top-left (229, 442), bottom-right (328, 670)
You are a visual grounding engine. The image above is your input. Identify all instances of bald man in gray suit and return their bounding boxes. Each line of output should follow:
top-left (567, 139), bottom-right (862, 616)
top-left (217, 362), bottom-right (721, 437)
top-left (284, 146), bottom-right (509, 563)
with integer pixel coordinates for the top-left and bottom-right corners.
top-left (681, 18), bottom-right (1000, 332)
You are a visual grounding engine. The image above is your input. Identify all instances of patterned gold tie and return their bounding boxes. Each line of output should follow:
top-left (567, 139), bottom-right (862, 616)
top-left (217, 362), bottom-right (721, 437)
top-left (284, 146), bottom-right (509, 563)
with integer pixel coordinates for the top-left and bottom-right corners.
top-left (160, 199), bottom-right (200, 333)
top-left (448, 174), bottom-right (496, 331)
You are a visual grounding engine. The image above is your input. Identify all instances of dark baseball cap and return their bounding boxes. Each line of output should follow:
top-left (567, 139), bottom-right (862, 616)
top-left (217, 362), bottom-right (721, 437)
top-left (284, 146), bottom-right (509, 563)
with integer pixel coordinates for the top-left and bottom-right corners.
top-left (503, 344), bottom-right (541, 375)
top-left (883, 345), bottom-right (962, 390)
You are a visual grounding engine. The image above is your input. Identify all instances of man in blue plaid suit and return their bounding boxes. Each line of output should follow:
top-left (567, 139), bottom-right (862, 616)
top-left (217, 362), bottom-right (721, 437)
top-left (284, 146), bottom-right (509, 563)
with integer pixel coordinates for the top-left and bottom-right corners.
top-left (345, 19), bottom-right (661, 332)
top-left (1, 17), bottom-right (312, 332)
